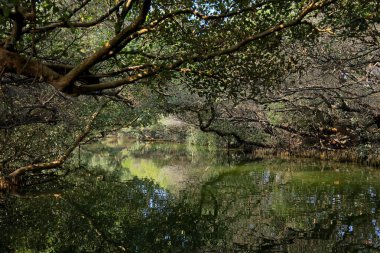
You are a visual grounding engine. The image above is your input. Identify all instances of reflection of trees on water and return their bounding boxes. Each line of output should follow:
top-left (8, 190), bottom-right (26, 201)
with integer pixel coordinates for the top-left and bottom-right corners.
top-left (74, 143), bottom-right (380, 251)
top-left (1, 168), bottom-right (380, 252)
top-left (83, 140), bottom-right (249, 170)
top-left (80, 141), bottom-right (250, 192)
top-left (192, 169), bottom-right (380, 252)
top-left (0, 172), bottom-right (216, 252)
top-left (2, 142), bottom-right (380, 252)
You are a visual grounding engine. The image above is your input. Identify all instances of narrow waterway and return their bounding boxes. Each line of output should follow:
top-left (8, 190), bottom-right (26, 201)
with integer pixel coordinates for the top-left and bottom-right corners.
top-left (1, 138), bottom-right (380, 252)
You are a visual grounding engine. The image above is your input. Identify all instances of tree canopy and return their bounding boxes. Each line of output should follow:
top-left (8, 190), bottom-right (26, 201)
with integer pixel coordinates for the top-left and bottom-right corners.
top-left (0, 0), bottom-right (349, 94)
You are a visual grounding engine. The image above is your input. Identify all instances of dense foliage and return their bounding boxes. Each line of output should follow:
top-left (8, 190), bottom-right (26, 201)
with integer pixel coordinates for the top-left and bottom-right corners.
top-left (0, 0), bottom-right (379, 184)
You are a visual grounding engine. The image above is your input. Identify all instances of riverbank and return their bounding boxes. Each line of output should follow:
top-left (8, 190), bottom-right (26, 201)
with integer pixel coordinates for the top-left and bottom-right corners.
top-left (252, 147), bottom-right (380, 167)
top-left (120, 121), bottom-right (380, 167)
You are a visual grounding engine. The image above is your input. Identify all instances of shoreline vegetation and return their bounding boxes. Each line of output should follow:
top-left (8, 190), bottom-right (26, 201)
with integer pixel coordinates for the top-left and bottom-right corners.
top-left (137, 141), bottom-right (380, 167)
top-left (1, 129), bottom-right (378, 192)
top-left (117, 125), bottom-right (380, 167)
top-left (251, 148), bottom-right (380, 167)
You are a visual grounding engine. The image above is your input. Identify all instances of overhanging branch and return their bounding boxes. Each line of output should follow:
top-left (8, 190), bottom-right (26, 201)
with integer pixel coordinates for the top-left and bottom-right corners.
top-left (8, 102), bottom-right (107, 179)
top-left (75, 0), bottom-right (335, 93)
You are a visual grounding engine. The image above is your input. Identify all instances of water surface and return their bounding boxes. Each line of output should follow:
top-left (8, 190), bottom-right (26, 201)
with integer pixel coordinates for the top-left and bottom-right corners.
top-left (1, 139), bottom-right (380, 252)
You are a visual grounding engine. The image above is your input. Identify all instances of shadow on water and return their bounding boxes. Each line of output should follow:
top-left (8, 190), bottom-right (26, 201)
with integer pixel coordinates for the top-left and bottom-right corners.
top-left (1, 140), bottom-right (380, 252)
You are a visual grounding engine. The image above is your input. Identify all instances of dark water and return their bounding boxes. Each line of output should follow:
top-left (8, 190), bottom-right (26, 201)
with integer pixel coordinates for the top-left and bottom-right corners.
top-left (1, 139), bottom-right (380, 252)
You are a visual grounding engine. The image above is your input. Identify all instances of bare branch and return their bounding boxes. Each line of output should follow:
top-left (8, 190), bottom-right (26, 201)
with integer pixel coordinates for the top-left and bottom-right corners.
top-left (8, 102), bottom-right (107, 179)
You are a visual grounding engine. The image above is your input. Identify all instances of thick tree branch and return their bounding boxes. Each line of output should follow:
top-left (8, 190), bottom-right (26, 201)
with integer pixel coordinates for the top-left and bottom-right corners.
top-left (55, 0), bottom-right (152, 91)
top-left (0, 47), bottom-right (61, 86)
top-left (77, 66), bottom-right (160, 93)
top-left (115, 0), bottom-right (134, 34)
top-left (0, 6), bottom-right (35, 21)
top-left (3, 7), bottom-right (24, 50)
